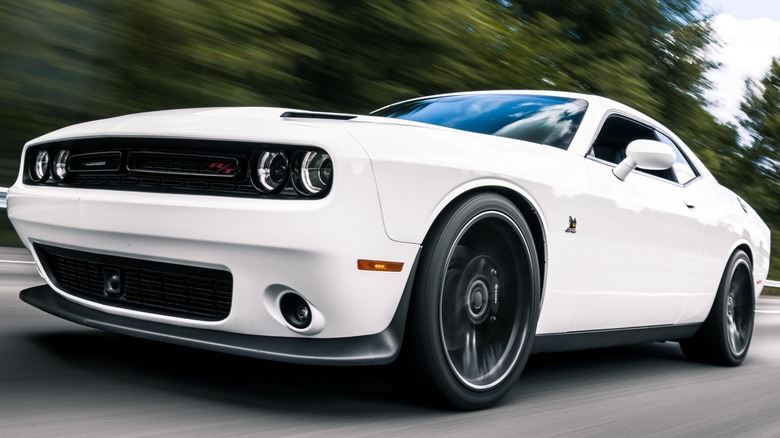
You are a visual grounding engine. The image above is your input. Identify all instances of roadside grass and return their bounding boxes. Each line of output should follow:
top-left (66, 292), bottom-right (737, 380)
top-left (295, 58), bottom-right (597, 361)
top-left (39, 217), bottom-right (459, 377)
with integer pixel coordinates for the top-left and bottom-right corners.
top-left (762, 286), bottom-right (780, 297)
top-left (0, 214), bottom-right (22, 247)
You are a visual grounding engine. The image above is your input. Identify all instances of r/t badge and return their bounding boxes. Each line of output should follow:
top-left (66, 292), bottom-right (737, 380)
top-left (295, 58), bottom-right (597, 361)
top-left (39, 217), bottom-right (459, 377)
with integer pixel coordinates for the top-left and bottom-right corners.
top-left (565, 216), bottom-right (577, 233)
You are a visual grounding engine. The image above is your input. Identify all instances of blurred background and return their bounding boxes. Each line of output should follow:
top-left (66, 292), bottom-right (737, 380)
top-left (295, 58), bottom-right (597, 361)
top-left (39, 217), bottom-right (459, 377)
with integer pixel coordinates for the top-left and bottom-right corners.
top-left (0, 0), bottom-right (778, 286)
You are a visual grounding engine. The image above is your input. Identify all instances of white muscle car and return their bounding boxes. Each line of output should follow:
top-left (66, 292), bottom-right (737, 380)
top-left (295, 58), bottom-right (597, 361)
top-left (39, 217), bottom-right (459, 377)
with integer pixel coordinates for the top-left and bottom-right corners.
top-left (4, 91), bottom-right (770, 409)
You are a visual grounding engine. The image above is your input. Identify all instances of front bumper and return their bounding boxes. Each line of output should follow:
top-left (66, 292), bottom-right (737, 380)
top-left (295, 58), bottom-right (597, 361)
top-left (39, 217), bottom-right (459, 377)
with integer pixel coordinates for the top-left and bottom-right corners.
top-left (8, 136), bottom-right (421, 341)
top-left (20, 279), bottom-right (415, 365)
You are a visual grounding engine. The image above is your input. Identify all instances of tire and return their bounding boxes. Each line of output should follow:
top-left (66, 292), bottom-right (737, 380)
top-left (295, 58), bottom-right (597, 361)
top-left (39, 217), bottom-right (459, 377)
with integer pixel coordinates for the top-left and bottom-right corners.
top-left (680, 250), bottom-right (755, 366)
top-left (395, 193), bottom-right (540, 410)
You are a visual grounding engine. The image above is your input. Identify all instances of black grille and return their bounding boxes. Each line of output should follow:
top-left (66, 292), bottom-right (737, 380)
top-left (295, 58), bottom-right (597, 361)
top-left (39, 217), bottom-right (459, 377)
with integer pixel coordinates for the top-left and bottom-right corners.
top-left (35, 244), bottom-right (233, 321)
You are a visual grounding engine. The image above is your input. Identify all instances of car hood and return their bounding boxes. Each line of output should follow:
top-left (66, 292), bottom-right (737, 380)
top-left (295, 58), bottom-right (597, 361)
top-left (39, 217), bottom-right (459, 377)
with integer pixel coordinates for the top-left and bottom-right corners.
top-left (25, 107), bottom-right (447, 146)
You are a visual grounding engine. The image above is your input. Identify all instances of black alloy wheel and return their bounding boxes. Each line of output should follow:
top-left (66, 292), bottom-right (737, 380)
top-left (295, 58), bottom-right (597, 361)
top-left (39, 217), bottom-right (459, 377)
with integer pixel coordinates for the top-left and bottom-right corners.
top-left (396, 193), bottom-right (540, 410)
top-left (680, 249), bottom-right (755, 366)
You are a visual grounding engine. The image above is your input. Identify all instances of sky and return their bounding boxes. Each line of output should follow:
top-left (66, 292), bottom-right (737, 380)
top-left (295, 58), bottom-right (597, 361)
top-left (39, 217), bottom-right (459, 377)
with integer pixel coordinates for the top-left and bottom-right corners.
top-left (702, 0), bottom-right (780, 125)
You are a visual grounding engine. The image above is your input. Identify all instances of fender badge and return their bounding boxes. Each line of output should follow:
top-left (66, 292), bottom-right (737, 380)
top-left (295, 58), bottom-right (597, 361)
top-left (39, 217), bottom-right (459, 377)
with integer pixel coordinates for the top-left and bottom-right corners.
top-left (565, 216), bottom-right (577, 233)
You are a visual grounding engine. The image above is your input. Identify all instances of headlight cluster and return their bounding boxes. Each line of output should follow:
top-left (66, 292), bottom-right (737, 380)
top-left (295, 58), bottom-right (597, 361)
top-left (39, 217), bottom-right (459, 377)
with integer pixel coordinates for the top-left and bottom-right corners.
top-left (251, 150), bottom-right (332, 196)
top-left (28, 149), bottom-right (70, 183)
top-left (25, 144), bottom-right (334, 199)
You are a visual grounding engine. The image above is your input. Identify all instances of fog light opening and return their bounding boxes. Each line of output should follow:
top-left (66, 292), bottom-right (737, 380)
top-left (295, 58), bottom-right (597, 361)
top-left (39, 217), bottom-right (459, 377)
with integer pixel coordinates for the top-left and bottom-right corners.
top-left (296, 303), bottom-right (310, 322)
top-left (280, 293), bottom-right (312, 329)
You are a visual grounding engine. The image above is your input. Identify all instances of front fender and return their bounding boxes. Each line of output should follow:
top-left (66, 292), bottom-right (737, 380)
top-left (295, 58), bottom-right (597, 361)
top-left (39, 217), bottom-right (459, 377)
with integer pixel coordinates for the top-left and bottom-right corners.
top-left (349, 125), bottom-right (582, 245)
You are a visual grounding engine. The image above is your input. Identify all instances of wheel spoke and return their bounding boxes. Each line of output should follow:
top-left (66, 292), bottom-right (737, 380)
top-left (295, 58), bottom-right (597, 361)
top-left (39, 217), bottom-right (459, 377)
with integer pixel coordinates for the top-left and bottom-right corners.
top-left (442, 245), bottom-right (475, 350)
top-left (727, 320), bottom-right (741, 352)
top-left (442, 268), bottom-right (469, 349)
top-left (462, 328), bottom-right (478, 378)
top-left (480, 335), bottom-right (500, 379)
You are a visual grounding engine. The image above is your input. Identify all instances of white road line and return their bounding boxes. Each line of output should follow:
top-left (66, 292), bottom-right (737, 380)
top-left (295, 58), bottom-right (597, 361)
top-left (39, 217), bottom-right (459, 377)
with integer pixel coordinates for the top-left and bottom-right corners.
top-left (757, 310), bottom-right (780, 314)
top-left (765, 280), bottom-right (780, 288)
top-left (0, 260), bottom-right (34, 265)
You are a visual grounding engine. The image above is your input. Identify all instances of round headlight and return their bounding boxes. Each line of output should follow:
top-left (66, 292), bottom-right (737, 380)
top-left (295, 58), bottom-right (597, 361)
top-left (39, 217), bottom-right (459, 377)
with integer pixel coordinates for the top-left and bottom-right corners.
top-left (254, 151), bottom-right (289, 193)
top-left (30, 150), bottom-right (50, 183)
top-left (294, 151), bottom-right (332, 195)
top-left (52, 149), bottom-right (70, 181)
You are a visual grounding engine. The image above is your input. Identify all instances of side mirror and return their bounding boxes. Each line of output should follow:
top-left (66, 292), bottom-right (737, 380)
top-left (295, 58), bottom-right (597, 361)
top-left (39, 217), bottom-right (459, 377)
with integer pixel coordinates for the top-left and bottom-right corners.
top-left (612, 139), bottom-right (675, 181)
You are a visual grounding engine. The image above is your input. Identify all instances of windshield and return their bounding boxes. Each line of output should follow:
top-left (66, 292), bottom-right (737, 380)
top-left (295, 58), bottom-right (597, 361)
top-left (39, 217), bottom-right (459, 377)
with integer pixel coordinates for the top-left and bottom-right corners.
top-left (372, 94), bottom-right (588, 149)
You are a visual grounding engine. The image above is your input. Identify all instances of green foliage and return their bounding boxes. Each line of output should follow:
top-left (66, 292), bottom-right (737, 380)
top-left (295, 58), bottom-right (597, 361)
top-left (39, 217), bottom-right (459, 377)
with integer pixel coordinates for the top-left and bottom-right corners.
top-left (738, 60), bottom-right (780, 277)
top-left (0, 0), bottom-right (774, 273)
top-left (771, 228), bottom-right (780, 289)
top-left (741, 60), bottom-right (780, 188)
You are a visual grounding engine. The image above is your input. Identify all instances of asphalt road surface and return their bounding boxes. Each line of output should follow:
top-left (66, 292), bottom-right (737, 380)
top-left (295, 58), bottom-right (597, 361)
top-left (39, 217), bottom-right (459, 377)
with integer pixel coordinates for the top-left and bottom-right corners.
top-left (1, 247), bottom-right (780, 437)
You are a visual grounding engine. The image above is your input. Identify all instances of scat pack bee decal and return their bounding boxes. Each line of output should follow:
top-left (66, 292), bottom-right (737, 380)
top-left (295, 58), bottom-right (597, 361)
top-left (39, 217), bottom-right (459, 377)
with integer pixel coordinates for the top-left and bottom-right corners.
top-left (565, 216), bottom-right (577, 233)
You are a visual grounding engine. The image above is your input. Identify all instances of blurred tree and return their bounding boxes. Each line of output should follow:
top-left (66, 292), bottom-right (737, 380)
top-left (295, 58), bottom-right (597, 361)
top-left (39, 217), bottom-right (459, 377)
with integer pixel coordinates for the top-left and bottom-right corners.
top-left (739, 59), bottom-right (780, 223)
top-left (741, 60), bottom-right (780, 183)
top-left (281, 0), bottom-right (571, 110)
top-left (0, 0), bottom-right (107, 185)
top-left (91, 1), bottom-right (325, 114)
top-left (504, 1), bottom-right (719, 125)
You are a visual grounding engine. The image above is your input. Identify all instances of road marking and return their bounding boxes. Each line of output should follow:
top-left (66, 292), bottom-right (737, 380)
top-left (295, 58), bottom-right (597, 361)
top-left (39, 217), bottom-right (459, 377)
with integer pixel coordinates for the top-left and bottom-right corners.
top-left (756, 310), bottom-right (780, 314)
top-left (0, 260), bottom-right (34, 265)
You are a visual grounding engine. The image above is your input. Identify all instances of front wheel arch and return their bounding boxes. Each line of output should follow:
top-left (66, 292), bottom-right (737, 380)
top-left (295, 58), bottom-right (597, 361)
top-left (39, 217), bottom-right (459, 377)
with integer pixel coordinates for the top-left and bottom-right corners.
top-left (420, 187), bottom-right (547, 302)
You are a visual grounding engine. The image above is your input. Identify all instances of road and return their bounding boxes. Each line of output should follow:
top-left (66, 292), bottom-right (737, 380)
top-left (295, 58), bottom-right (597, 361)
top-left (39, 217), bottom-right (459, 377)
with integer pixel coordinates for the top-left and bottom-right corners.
top-left (1, 247), bottom-right (780, 437)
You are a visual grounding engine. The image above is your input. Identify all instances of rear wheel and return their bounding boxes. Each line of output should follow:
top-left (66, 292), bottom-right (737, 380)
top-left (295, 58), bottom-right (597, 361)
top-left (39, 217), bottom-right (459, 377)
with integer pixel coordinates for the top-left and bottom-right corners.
top-left (396, 193), bottom-right (540, 409)
top-left (680, 250), bottom-right (755, 366)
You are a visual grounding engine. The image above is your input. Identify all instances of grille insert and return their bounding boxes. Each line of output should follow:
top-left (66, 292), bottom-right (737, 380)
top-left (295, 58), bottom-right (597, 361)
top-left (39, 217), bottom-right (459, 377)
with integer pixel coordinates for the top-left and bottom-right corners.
top-left (35, 244), bottom-right (233, 321)
top-left (128, 152), bottom-right (240, 178)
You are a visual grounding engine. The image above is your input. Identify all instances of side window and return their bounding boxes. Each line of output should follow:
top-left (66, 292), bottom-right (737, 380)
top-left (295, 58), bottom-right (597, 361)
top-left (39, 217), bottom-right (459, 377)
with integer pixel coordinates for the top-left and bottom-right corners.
top-left (589, 115), bottom-right (696, 184)
top-left (590, 115), bottom-right (656, 165)
top-left (654, 132), bottom-right (698, 185)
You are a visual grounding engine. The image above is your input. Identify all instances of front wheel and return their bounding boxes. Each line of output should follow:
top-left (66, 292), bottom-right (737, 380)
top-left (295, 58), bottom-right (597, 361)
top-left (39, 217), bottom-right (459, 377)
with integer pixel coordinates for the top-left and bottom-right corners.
top-left (680, 250), bottom-right (755, 366)
top-left (397, 193), bottom-right (540, 410)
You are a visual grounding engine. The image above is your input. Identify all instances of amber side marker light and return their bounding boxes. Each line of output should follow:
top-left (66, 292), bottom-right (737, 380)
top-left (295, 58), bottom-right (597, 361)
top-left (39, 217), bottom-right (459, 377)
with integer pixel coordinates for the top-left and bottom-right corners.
top-left (357, 259), bottom-right (404, 272)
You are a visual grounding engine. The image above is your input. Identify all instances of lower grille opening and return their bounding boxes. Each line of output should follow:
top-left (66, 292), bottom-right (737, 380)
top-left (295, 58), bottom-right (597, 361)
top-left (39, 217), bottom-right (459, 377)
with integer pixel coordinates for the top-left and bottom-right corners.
top-left (35, 244), bottom-right (233, 321)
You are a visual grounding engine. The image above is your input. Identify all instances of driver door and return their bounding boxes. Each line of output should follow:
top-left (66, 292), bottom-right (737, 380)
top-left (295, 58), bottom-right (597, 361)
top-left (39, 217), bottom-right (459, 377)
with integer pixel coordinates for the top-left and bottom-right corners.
top-left (569, 114), bottom-right (705, 332)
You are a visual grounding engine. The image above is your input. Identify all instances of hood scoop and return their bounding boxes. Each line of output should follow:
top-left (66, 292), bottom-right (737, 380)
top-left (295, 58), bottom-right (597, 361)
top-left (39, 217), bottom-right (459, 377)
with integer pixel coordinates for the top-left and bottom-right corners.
top-left (280, 111), bottom-right (357, 121)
